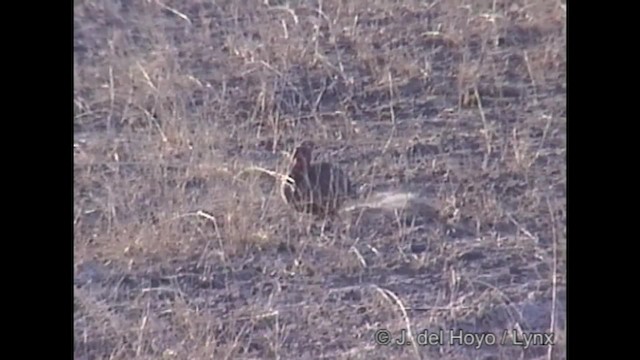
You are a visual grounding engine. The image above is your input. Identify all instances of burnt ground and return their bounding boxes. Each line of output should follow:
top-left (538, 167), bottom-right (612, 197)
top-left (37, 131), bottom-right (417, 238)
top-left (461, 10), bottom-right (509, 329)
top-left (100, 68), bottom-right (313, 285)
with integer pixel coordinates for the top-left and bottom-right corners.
top-left (74, 0), bottom-right (566, 359)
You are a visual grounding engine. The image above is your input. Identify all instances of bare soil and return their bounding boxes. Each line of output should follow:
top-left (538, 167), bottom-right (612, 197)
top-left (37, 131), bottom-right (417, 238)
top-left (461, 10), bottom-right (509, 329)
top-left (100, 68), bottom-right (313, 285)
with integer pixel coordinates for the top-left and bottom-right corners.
top-left (74, 0), bottom-right (566, 359)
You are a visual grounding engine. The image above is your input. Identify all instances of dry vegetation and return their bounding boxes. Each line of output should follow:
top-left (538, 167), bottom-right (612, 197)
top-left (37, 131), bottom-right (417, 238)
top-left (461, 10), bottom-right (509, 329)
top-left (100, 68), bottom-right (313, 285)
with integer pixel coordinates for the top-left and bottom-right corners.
top-left (74, 0), bottom-right (566, 359)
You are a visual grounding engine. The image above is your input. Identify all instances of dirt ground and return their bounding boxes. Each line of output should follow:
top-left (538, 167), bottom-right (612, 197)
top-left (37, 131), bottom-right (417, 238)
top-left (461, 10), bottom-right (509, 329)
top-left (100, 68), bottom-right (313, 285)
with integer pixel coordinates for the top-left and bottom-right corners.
top-left (74, 0), bottom-right (566, 359)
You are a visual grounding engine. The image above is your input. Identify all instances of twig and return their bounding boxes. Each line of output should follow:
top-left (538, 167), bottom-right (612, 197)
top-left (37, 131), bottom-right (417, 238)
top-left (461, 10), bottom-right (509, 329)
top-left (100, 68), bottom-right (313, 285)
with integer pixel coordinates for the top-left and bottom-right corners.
top-left (383, 70), bottom-right (397, 153)
top-left (505, 212), bottom-right (538, 241)
top-left (233, 165), bottom-right (296, 206)
top-left (523, 50), bottom-right (539, 105)
top-left (473, 85), bottom-right (492, 171)
top-left (546, 196), bottom-right (559, 360)
top-left (371, 285), bottom-right (420, 360)
top-left (155, 0), bottom-right (192, 25)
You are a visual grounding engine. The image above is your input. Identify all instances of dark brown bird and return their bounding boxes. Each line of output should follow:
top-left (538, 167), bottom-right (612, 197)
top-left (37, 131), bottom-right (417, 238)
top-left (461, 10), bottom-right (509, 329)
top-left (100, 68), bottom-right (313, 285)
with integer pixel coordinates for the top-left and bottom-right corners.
top-left (283, 141), bottom-right (356, 217)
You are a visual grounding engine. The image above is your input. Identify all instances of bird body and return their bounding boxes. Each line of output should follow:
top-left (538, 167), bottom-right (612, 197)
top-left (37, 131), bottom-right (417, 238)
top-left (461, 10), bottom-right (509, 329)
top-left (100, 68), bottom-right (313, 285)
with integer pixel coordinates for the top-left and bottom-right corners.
top-left (283, 141), bottom-right (355, 217)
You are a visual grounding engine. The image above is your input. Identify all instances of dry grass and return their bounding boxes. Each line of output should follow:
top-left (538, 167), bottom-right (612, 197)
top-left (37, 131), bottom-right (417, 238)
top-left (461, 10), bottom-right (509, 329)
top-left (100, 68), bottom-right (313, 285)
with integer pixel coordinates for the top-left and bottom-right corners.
top-left (74, 0), bottom-right (566, 359)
